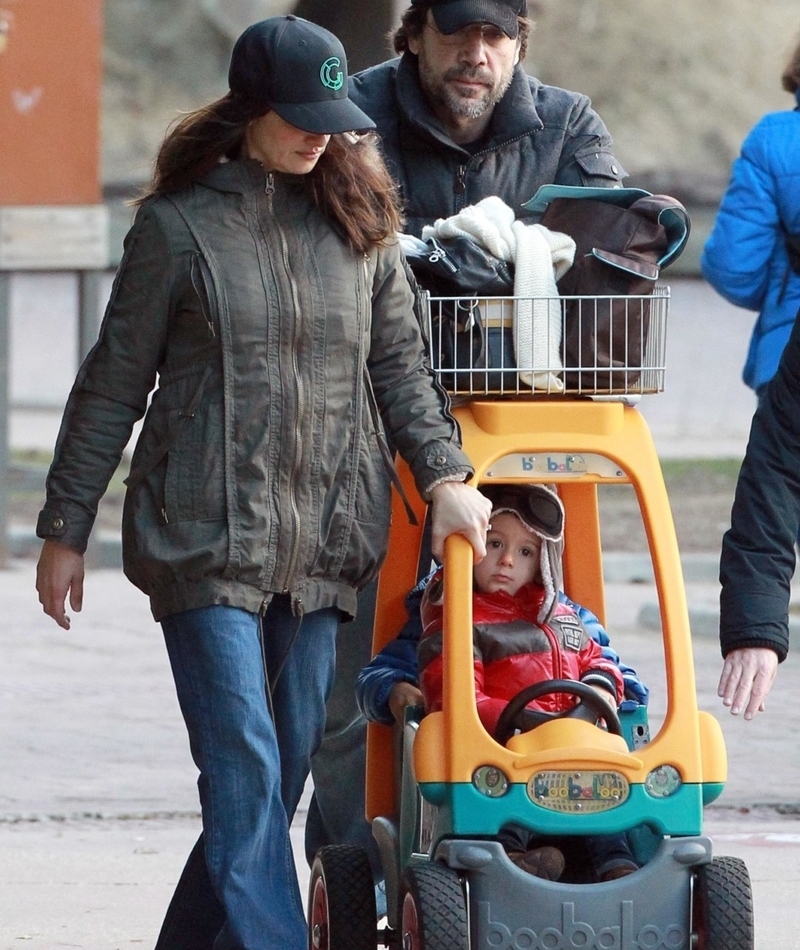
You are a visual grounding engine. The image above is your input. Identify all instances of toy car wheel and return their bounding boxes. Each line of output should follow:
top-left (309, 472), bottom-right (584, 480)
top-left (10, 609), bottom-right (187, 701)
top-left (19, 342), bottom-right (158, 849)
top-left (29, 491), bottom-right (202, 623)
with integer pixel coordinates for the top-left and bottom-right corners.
top-left (308, 845), bottom-right (376, 950)
top-left (693, 855), bottom-right (754, 950)
top-left (399, 863), bottom-right (468, 950)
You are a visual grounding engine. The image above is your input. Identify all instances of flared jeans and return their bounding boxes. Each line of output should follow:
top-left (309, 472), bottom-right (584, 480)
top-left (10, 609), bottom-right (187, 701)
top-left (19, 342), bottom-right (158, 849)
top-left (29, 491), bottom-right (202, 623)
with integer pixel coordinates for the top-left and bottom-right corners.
top-left (157, 597), bottom-right (338, 950)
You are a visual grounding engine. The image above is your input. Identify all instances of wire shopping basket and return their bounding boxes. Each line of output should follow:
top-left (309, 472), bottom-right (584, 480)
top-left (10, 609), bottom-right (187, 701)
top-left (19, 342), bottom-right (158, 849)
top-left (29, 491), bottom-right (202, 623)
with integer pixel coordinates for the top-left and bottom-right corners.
top-left (425, 287), bottom-right (669, 397)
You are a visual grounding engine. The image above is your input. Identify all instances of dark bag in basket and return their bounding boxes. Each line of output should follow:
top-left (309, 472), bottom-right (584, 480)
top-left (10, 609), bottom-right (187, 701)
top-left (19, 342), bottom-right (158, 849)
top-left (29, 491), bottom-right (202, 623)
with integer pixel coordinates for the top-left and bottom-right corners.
top-left (525, 186), bottom-right (690, 390)
top-left (402, 234), bottom-right (517, 390)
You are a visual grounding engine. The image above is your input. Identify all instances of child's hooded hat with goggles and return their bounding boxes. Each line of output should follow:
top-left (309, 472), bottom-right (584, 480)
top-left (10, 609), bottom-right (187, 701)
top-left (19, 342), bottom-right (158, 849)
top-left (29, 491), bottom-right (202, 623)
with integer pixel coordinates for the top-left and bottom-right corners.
top-left (480, 483), bottom-right (565, 622)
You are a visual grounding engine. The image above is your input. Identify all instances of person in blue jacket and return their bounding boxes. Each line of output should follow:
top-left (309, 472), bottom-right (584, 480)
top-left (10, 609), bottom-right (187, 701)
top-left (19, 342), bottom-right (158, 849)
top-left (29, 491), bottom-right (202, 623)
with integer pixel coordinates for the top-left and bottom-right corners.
top-left (701, 34), bottom-right (800, 397)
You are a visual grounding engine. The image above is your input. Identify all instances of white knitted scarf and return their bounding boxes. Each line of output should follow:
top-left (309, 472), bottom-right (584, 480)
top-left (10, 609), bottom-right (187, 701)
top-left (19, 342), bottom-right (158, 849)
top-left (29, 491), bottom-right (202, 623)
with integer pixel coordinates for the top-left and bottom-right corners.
top-left (422, 196), bottom-right (575, 390)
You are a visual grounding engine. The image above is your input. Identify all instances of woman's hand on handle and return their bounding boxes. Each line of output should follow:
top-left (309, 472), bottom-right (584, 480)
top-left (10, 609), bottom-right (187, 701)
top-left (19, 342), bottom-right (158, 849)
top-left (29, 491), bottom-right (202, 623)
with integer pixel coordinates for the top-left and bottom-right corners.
top-left (718, 647), bottom-right (779, 720)
top-left (36, 539), bottom-right (85, 630)
top-left (429, 480), bottom-right (492, 563)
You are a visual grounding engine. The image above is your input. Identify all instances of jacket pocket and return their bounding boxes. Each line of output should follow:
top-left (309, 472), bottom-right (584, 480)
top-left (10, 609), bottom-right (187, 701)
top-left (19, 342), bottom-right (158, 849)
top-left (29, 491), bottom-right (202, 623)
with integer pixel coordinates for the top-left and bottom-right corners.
top-left (574, 145), bottom-right (626, 183)
top-left (338, 426), bottom-right (393, 588)
top-left (163, 398), bottom-right (226, 522)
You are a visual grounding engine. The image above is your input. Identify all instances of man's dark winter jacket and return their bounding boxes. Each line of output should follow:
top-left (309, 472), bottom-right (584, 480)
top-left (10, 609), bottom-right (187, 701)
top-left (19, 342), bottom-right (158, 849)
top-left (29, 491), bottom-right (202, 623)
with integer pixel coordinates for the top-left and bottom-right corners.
top-left (719, 306), bottom-right (800, 662)
top-left (350, 55), bottom-right (626, 236)
top-left (37, 161), bottom-right (473, 622)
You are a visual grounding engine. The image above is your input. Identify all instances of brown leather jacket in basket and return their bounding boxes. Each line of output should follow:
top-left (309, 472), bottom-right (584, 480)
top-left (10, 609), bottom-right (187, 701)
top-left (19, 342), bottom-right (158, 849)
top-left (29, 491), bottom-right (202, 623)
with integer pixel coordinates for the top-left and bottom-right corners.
top-left (526, 186), bottom-right (690, 391)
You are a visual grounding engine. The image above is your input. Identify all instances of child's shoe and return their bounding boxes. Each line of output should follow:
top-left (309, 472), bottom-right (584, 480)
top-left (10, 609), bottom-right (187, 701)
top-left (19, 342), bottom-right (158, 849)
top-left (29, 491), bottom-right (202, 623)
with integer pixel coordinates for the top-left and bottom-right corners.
top-left (598, 859), bottom-right (638, 882)
top-left (508, 846), bottom-right (565, 881)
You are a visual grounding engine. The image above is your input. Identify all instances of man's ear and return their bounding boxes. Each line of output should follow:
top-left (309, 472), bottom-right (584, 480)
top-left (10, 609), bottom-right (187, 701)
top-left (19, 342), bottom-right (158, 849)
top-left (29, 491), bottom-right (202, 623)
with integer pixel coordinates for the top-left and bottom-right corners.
top-left (408, 33), bottom-right (421, 56)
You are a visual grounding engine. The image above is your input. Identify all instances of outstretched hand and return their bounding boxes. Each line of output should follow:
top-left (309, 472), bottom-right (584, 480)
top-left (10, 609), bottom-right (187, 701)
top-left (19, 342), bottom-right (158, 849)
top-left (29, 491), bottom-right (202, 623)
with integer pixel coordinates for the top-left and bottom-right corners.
top-left (718, 647), bottom-right (779, 720)
top-left (36, 538), bottom-right (85, 630)
top-left (429, 480), bottom-right (492, 563)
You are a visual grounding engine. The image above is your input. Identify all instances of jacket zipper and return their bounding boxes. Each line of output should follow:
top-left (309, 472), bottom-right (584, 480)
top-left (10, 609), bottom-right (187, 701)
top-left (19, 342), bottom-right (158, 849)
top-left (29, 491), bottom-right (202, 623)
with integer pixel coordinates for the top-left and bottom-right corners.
top-left (270, 176), bottom-right (304, 593)
top-left (454, 165), bottom-right (467, 212)
top-left (542, 623), bottom-right (564, 682)
top-left (190, 256), bottom-right (216, 340)
top-left (452, 132), bottom-right (531, 213)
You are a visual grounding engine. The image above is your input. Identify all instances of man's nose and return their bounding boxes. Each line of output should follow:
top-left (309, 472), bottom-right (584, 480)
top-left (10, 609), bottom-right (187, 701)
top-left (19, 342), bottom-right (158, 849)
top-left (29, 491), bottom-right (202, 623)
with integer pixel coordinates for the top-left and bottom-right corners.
top-left (458, 31), bottom-right (490, 63)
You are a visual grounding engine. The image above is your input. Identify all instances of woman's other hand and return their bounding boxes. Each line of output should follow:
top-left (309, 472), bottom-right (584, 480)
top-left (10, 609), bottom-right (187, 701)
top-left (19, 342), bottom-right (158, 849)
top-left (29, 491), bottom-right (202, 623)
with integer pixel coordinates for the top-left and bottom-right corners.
top-left (36, 539), bottom-right (85, 630)
top-left (429, 481), bottom-right (492, 563)
top-left (718, 646), bottom-right (779, 719)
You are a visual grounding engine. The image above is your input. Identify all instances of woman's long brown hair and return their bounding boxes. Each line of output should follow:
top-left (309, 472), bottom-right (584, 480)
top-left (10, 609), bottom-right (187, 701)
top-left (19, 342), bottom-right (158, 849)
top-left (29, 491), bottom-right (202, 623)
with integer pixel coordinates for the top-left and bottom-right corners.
top-left (136, 93), bottom-right (403, 254)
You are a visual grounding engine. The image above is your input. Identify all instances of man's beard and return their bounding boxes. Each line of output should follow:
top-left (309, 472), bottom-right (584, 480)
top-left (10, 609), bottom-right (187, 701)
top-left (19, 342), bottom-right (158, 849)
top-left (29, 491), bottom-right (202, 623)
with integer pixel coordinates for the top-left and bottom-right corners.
top-left (421, 64), bottom-right (514, 120)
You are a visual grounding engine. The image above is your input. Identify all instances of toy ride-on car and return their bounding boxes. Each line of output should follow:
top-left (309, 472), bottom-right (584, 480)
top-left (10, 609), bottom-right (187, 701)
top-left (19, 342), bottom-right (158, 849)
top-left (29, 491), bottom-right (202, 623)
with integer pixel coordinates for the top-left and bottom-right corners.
top-left (307, 290), bottom-right (754, 950)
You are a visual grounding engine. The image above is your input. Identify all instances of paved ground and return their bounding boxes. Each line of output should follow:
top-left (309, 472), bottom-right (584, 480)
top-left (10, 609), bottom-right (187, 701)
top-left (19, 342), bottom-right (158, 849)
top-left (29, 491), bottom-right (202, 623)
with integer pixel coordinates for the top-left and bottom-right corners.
top-left (2, 561), bottom-right (800, 948)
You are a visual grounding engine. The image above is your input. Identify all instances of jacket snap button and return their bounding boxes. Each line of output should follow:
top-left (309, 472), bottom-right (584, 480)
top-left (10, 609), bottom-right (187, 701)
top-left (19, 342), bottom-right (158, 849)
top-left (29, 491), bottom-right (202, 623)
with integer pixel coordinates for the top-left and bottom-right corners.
top-left (611, 164), bottom-right (619, 175)
top-left (52, 516), bottom-right (64, 530)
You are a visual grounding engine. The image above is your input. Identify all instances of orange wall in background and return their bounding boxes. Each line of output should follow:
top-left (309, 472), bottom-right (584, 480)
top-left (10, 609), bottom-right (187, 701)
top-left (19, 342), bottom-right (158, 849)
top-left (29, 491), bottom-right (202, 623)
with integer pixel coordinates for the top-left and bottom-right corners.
top-left (0, 0), bottom-right (102, 205)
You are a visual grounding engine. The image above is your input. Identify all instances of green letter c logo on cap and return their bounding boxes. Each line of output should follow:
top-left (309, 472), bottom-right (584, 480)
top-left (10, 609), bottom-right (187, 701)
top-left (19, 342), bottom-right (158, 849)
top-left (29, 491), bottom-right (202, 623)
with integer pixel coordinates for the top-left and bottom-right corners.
top-left (320, 57), bottom-right (344, 91)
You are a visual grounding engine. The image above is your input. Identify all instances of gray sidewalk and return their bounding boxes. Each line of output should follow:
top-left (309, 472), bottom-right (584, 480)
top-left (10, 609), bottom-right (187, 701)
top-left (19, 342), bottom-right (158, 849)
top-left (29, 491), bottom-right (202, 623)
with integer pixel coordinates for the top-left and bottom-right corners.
top-left (2, 559), bottom-right (800, 947)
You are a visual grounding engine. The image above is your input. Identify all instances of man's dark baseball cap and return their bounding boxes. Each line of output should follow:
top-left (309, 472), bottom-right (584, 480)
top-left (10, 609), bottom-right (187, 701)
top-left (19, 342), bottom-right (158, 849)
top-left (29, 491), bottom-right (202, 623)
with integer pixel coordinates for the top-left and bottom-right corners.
top-left (414, 0), bottom-right (527, 38)
top-left (228, 15), bottom-right (376, 134)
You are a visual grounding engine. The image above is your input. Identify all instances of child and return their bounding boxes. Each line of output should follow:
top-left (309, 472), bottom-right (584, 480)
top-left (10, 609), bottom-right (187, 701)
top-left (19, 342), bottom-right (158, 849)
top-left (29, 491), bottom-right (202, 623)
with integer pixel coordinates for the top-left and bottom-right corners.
top-left (358, 483), bottom-right (641, 883)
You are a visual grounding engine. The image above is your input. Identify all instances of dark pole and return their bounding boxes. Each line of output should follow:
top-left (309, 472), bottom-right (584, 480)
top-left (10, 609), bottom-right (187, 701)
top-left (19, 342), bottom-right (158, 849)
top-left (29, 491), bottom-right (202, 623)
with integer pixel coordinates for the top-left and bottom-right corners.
top-left (292, 0), bottom-right (397, 72)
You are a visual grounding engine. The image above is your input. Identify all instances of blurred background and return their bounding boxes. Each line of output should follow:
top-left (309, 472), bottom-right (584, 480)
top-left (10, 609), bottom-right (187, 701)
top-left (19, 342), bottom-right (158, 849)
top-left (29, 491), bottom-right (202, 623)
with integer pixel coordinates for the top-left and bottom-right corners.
top-left (100, 0), bottom-right (799, 225)
top-left (2, 0), bottom-right (800, 561)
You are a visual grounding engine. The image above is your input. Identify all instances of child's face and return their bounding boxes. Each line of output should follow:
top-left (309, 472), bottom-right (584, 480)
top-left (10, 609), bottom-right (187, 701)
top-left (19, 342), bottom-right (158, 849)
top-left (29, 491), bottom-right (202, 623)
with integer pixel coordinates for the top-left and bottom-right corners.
top-left (473, 512), bottom-right (541, 597)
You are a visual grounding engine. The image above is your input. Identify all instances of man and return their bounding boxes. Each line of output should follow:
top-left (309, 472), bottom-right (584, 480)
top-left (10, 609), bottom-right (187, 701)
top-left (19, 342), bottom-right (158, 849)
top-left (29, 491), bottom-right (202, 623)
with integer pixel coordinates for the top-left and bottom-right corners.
top-left (351, 0), bottom-right (625, 235)
top-left (306, 0), bottom-right (628, 887)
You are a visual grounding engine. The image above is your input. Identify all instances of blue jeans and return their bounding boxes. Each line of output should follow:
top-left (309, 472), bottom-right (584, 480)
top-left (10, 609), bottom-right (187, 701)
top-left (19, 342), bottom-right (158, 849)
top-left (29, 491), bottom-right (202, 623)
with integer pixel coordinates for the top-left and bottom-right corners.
top-left (156, 598), bottom-right (338, 950)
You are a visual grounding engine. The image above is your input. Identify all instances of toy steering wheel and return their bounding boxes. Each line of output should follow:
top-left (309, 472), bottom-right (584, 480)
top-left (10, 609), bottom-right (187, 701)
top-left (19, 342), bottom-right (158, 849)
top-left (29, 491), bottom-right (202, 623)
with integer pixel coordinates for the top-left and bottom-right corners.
top-left (494, 678), bottom-right (622, 746)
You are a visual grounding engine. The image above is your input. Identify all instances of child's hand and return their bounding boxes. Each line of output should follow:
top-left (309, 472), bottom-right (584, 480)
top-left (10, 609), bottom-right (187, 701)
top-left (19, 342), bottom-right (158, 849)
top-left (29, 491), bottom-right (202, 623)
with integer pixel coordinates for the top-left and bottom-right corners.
top-left (589, 684), bottom-right (617, 703)
top-left (587, 684), bottom-right (617, 728)
top-left (388, 682), bottom-right (424, 725)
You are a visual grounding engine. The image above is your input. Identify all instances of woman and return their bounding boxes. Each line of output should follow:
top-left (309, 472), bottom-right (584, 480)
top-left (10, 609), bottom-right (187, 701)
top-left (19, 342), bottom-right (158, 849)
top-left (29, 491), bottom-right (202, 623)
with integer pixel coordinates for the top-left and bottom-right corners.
top-left (34, 16), bottom-right (490, 949)
top-left (701, 30), bottom-right (800, 397)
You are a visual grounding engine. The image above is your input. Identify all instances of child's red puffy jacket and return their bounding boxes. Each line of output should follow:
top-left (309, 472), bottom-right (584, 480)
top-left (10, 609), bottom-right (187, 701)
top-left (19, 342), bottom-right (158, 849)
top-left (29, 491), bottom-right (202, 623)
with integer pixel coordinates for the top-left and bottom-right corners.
top-left (418, 572), bottom-right (624, 735)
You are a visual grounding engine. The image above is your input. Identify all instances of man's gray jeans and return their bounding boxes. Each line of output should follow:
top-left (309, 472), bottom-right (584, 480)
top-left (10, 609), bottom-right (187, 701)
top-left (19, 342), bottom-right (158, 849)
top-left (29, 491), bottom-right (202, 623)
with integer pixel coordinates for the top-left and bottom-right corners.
top-left (305, 579), bottom-right (382, 875)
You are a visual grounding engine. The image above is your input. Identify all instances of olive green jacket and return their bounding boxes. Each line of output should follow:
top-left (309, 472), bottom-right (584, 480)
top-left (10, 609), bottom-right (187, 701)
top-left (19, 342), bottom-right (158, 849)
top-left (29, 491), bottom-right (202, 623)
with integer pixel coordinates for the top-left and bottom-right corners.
top-left (37, 161), bottom-right (472, 621)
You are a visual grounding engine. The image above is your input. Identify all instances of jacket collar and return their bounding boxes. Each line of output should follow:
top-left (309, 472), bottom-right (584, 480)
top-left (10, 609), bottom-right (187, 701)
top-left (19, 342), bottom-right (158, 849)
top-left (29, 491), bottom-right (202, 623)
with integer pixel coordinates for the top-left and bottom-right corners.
top-left (395, 52), bottom-right (544, 155)
top-left (474, 581), bottom-right (546, 617)
top-left (197, 159), bottom-right (306, 198)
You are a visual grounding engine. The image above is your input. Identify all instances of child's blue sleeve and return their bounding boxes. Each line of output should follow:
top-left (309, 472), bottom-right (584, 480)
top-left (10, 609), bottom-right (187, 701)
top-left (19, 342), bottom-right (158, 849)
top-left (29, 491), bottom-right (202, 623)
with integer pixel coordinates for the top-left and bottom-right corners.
top-left (355, 571), bottom-right (433, 725)
top-left (356, 638), bottom-right (420, 725)
top-left (558, 593), bottom-right (650, 707)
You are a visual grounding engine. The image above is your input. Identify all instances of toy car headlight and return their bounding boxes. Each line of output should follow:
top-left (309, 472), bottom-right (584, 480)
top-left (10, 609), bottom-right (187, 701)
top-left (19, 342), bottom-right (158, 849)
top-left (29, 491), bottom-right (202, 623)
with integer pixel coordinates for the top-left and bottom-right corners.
top-left (472, 765), bottom-right (509, 798)
top-left (644, 765), bottom-right (682, 798)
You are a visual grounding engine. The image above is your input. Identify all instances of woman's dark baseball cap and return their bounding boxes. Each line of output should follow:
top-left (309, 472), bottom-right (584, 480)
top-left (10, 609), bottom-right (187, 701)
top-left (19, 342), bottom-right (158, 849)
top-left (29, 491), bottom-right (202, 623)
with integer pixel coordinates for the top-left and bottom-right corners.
top-left (228, 15), bottom-right (376, 135)
top-left (414, 0), bottom-right (528, 38)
